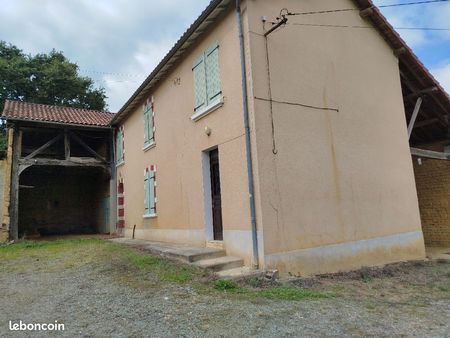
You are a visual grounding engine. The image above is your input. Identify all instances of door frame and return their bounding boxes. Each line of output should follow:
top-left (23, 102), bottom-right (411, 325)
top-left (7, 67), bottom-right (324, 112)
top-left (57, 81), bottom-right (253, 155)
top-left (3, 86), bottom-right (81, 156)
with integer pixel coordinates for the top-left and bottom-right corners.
top-left (202, 147), bottom-right (223, 242)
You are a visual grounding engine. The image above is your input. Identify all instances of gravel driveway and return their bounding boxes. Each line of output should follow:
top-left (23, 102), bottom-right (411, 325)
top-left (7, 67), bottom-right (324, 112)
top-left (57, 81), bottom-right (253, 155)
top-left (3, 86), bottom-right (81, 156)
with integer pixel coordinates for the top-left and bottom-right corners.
top-left (0, 239), bottom-right (449, 337)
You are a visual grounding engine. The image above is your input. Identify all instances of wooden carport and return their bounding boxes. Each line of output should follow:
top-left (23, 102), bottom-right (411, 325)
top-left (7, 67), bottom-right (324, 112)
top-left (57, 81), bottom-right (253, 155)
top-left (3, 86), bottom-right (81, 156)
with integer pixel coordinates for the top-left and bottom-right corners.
top-left (1, 100), bottom-right (117, 240)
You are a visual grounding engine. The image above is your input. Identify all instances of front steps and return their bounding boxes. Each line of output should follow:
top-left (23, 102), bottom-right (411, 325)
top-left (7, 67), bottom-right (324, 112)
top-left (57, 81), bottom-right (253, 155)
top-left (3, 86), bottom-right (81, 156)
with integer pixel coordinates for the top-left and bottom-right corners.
top-left (111, 238), bottom-right (259, 279)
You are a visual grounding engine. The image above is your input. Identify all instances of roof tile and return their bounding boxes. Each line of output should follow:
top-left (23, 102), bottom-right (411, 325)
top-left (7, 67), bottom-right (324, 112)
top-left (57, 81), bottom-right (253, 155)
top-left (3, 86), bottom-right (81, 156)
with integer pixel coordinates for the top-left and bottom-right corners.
top-left (2, 100), bottom-right (114, 127)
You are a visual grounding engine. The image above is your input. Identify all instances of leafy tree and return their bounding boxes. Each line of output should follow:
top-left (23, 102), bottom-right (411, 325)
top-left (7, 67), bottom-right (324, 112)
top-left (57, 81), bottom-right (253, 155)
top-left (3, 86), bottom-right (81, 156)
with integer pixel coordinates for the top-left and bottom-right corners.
top-left (0, 41), bottom-right (107, 157)
top-left (0, 41), bottom-right (107, 112)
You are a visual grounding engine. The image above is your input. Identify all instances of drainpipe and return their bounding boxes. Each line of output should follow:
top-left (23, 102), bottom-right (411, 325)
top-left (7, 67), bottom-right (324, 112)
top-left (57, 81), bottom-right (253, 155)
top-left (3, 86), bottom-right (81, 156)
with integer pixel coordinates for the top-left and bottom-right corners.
top-left (235, 0), bottom-right (259, 269)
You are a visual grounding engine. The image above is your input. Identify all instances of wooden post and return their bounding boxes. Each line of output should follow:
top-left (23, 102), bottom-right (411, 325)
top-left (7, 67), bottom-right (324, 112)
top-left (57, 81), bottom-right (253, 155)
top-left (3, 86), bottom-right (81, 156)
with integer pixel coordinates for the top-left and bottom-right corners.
top-left (407, 97), bottom-right (423, 139)
top-left (9, 126), bottom-right (22, 241)
top-left (64, 129), bottom-right (70, 160)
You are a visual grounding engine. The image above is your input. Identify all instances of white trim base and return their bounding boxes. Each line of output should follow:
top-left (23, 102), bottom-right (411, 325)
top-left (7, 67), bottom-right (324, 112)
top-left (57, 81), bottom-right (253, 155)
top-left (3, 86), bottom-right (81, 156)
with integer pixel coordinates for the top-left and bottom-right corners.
top-left (264, 231), bottom-right (426, 276)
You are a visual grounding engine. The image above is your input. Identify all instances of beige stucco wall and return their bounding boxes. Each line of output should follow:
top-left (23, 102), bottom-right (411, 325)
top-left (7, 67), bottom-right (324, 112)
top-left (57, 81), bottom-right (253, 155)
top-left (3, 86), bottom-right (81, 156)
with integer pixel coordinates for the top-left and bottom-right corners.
top-left (117, 6), bottom-right (258, 264)
top-left (0, 128), bottom-right (13, 242)
top-left (245, 0), bottom-right (425, 274)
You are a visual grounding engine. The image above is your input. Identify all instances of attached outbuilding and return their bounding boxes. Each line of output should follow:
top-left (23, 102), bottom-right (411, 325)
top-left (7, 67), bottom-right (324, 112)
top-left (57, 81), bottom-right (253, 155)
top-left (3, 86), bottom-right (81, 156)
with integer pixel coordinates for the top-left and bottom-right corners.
top-left (0, 100), bottom-right (116, 240)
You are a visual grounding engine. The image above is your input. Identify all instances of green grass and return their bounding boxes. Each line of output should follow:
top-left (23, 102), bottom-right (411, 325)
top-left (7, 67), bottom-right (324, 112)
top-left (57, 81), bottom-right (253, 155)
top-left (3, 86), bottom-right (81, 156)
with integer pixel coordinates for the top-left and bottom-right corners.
top-left (215, 279), bottom-right (237, 291)
top-left (0, 239), bottom-right (332, 300)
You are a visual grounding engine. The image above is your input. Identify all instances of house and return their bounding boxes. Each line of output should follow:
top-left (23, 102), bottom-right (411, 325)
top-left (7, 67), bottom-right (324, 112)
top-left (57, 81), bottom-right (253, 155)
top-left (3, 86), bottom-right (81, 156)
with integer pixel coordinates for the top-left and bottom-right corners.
top-left (0, 100), bottom-right (116, 241)
top-left (108, 0), bottom-right (449, 275)
top-left (2, 0), bottom-right (449, 276)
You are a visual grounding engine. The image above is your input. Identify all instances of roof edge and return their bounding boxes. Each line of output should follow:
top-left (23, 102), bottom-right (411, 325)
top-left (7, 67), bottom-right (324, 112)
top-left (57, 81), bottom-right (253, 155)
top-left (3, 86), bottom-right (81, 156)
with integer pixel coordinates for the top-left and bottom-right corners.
top-left (111, 0), bottom-right (228, 125)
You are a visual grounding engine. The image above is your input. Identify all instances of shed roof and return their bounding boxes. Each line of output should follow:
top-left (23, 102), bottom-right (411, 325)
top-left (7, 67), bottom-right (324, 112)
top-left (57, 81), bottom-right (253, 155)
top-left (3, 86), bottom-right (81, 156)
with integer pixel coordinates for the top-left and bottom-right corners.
top-left (2, 100), bottom-right (114, 128)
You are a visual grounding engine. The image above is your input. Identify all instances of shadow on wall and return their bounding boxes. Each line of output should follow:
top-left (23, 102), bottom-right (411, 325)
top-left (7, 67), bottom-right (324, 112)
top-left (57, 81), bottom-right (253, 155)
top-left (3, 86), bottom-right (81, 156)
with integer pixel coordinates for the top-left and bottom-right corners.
top-left (18, 165), bottom-right (110, 238)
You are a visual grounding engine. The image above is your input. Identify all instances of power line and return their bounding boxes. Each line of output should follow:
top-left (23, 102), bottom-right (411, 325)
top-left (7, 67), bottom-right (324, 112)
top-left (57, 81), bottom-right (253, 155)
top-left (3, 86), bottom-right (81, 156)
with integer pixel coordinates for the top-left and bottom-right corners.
top-left (287, 0), bottom-right (450, 16)
top-left (79, 69), bottom-right (144, 78)
top-left (254, 97), bottom-right (339, 112)
top-left (289, 22), bottom-right (450, 31)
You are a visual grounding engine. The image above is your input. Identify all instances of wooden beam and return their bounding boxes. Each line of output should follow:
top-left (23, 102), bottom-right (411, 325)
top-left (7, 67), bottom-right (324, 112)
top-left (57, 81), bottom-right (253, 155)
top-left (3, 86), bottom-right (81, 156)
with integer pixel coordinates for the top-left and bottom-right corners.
top-left (411, 147), bottom-right (450, 160)
top-left (9, 127), bottom-right (21, 241)
top-left (64, 129), bottom-right (70, 160)
top-left (394, 47), bottom-right (407, 58)
top-left (406, 87), bottom-right (438, 100)
top-left (23, 133), bottom-right (63, 160)
top-left (69, 131), bottom-right (107, 163)
top-left (19, 157), bottom-right (107, 168)
top-left (407, 97), bottom-right (423, 139)
top-left (360, 7), bottom-right (374, 18)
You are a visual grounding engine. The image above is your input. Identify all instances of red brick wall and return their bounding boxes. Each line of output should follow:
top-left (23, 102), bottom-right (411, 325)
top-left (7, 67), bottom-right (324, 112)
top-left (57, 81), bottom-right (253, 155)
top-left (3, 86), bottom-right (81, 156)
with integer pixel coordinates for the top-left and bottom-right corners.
top-left (413, 150), bottom-right (450, 246)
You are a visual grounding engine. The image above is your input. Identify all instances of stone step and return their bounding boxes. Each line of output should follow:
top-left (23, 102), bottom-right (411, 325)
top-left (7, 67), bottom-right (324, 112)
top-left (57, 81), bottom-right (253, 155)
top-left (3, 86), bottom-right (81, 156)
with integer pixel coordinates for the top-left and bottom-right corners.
top-left (111, 238), bottom-right (225, 263)
top-left (194, 256), bottom-right (244, 272)
top-left (216, 266), bottom-right (264, 280)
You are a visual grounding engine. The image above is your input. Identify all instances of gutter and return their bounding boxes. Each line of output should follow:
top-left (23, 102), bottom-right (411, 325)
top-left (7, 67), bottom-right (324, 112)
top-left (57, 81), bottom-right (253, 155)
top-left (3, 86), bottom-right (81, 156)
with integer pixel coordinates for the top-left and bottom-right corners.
top-left (235, 0), bottom-right (259, 269)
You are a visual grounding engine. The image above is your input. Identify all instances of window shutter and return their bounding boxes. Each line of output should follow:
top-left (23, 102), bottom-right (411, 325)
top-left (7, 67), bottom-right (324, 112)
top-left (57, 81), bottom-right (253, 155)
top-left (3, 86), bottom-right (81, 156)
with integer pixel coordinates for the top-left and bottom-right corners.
top-left (205, 43), bottom-right (221, 102)
top-left (149, 170), bottom-right (155, 213)
top-left (144, 105), bottom-right (154, 143)
top-left (116, 130), bottom-right (123, 162)
top-left (144, 170), bottom-right (149, 214)
top-left (193, 55), bottom-right (207, 111)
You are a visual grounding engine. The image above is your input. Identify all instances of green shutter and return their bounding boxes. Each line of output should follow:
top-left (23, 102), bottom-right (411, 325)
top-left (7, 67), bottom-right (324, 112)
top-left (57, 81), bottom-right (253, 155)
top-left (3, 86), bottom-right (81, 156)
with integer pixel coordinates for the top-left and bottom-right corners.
top-left (205, 43), bottom-right (221, 102)
top-left (193, 55), bottom-right (207, 111)
top-left (116, 130), bottom-right (123, 163)
top-left (144, 171), bottom-right (149, 214)
top-left (144, 105), bottom-right (154, 143)
top-left (149, 171), bottom-right (155, 213)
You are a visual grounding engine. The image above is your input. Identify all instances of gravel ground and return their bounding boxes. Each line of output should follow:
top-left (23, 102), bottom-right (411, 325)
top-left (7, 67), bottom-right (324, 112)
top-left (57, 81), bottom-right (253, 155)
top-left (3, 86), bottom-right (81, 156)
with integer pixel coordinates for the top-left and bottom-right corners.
top-left (0, 240), bottom-right (449, 338)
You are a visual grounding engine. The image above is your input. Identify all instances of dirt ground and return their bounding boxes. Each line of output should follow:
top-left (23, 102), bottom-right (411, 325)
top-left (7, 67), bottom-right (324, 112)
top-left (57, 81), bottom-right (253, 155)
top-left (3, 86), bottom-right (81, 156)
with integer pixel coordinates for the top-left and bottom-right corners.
top-left (0, 239), bottom-right (449, 338)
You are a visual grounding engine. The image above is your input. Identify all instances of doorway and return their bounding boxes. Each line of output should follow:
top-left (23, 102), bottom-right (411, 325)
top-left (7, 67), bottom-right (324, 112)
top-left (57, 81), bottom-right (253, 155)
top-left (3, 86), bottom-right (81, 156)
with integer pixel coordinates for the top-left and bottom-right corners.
top-left (209, 149), bottom-right (223, 241)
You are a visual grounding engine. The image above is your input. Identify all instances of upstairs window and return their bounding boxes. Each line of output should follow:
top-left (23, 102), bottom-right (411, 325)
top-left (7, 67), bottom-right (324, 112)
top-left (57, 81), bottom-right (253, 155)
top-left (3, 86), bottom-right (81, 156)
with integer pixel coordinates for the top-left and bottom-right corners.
top-left (191, 42), bottom-right (223, 121)
top-left (144, 165), bottom-right (157, 217)
top-left (116, 127), bottom-right (124, 165)
top-left (143, 98), bottom-right (155, 149)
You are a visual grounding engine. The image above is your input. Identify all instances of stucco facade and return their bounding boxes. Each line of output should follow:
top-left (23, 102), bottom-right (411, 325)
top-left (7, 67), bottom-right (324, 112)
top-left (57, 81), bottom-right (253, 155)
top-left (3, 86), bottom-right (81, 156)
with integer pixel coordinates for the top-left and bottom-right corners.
top-left (115, 0), bottom-right (426, 275)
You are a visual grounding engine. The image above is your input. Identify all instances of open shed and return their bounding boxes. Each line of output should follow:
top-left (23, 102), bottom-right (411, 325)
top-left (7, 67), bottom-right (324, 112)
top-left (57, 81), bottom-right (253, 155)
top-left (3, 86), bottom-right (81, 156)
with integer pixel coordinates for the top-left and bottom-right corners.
top-left (1, 100), bottom-right (116, 240)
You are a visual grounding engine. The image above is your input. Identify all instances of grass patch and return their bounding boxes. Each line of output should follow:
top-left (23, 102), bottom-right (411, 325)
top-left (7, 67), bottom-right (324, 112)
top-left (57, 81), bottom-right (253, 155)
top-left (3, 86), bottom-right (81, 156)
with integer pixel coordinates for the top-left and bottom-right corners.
top-left (215, 279), bottom-right (237, 291)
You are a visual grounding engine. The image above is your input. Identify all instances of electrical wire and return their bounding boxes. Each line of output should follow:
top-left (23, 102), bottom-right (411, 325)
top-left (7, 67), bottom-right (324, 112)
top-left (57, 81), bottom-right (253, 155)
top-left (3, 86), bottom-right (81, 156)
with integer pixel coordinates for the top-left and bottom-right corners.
top-left (254, 97), bottom-right (339, 112)
top-left (289, 22), bottom-right (450, 31)
top-left (287, 0), bottom-right (450, 16)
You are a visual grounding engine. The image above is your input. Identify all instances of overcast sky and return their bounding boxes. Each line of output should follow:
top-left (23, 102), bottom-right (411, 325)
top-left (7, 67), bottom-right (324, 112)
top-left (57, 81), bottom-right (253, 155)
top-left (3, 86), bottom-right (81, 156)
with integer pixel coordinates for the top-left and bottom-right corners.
top-left (0, 0), bottom-right (449, 112)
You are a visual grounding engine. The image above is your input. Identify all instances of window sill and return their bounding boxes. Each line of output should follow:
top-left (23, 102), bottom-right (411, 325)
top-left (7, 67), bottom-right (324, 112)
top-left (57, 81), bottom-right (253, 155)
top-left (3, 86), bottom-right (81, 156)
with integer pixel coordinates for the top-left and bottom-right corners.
top-left (191, 96), bottom-right (224, 122)
top-left (116, 160), bottom-right (125, 168)
top-left (143, 141), bottom-right (156, 152)
top-left (143, 213), bottom-right (157, 219)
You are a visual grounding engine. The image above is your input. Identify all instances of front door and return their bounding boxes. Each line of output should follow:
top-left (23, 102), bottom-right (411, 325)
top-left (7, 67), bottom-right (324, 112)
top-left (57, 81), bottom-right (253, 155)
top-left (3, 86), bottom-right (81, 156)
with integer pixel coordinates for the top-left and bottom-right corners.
top-left (209, 149), bottom-right (223, 241)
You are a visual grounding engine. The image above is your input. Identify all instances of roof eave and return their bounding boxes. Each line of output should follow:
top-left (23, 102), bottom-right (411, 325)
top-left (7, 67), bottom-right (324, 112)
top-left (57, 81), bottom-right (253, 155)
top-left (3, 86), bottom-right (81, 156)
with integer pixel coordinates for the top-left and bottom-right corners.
top-left (5, 117), bottom-right (112, 130)
top-left (111, 0), bottom-right (231, 125)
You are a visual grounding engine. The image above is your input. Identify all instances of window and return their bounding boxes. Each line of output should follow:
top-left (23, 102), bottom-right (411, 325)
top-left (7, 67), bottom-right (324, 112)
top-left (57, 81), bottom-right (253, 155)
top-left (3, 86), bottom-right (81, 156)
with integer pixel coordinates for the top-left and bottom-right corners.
top-left (191, 42), bottom-right (223, 121)
top-left (143, 98), bottom-right (155, 149)
top-left (116, 127), bottom-right (124, 165)
top-left (144, 165), bottom-right (157, 217)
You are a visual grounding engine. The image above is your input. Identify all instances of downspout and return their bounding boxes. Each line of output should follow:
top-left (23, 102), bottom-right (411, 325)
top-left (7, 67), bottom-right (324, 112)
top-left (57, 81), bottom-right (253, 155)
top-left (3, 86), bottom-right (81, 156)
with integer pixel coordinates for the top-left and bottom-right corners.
top-left (235, 0), bottom-right (259, 269)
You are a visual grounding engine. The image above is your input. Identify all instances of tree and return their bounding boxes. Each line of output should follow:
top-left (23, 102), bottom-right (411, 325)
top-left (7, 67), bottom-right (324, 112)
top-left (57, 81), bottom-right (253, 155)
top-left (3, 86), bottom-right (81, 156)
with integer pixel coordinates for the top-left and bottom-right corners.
top-left (0, 41), bottom-right (107, 113)
top-left (0, 41), bottom-right (107, 158)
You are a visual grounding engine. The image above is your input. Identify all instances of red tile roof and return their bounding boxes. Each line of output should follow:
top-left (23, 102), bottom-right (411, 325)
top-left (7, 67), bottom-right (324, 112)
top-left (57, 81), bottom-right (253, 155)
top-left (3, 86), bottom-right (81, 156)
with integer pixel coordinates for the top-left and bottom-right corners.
top-left (2, 100), bottom-right (114, 127)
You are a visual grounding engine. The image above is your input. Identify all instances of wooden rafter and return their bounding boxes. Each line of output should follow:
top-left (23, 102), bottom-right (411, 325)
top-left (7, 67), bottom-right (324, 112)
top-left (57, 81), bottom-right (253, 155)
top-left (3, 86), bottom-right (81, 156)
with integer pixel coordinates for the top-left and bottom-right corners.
top-left (69, 131), bottom-right (107, 163)
top-left (23, 133), bottom-right (63, 160)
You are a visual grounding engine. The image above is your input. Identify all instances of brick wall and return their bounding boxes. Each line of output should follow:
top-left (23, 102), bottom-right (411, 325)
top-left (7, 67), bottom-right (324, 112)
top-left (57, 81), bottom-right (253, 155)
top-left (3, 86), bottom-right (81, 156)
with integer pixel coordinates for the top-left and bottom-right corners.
top-left (413, 145), bottom-right (450, 246)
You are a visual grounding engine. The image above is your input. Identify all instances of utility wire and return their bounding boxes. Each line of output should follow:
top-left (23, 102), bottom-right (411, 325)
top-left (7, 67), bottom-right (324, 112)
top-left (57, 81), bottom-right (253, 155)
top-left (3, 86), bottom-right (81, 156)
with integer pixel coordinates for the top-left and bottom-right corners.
top-left (289, 22), bottom-right (450, 31)
top-left (254, 97), bottom-right (339, 112)
top-left (287, 0), bottom-right (450, 16)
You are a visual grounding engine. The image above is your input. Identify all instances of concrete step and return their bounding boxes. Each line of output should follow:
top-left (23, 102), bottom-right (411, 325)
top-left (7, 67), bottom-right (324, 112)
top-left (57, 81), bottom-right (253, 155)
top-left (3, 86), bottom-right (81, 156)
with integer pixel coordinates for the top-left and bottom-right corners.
top-left (111, 238), bottom-right (225, 263)
top-left (194, 256), bottom-right (244, 272)
top-left (216, 267), bottom-right (264, 280)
